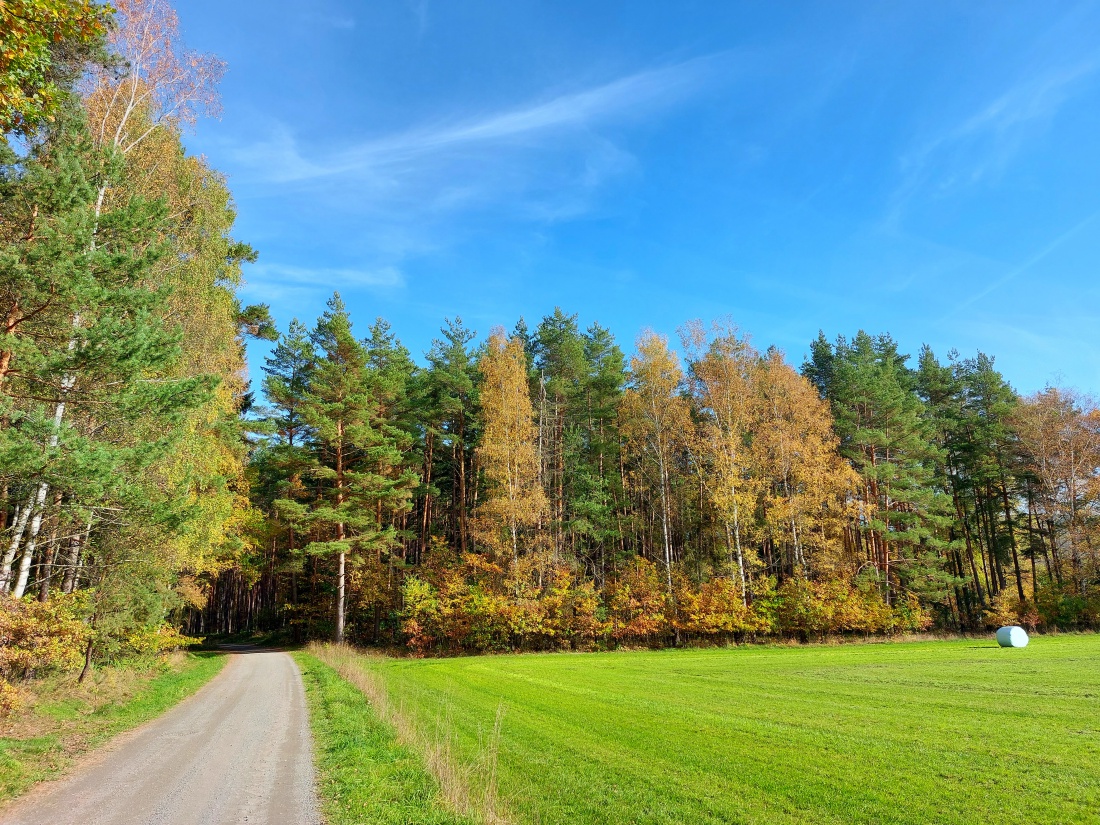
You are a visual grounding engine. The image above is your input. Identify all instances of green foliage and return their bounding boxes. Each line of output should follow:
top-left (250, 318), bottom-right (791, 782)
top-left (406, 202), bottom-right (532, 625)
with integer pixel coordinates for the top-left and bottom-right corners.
top-left (0, 0), bottom-right (110, 134)
top-left (804, 331), bottom-right (960, 604)
top-left (1, 105), bottom-right (213, 619)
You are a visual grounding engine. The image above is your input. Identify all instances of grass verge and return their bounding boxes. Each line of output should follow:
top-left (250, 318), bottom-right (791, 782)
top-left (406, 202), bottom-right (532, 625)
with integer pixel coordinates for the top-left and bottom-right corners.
top-left (0, 651), bottom-right (226, 806)
top-left (293, 648), bottom-right (486, 825)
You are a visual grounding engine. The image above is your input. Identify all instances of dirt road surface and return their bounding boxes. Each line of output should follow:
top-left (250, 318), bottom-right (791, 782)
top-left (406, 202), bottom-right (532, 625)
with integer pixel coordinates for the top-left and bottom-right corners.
top-left (0, 649), bottom-right (320, 825)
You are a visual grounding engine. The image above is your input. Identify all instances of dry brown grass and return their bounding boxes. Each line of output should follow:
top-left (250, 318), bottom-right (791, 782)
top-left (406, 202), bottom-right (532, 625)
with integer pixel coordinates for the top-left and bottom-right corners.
top-left (307, 643), bottom-right (510, 825)
top-left (0, 653), bottom-right (183, 745)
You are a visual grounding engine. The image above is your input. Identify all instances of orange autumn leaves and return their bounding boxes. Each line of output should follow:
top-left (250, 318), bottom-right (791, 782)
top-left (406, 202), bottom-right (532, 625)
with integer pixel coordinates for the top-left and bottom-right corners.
top-left (400, 321), bottom-right (904, 653)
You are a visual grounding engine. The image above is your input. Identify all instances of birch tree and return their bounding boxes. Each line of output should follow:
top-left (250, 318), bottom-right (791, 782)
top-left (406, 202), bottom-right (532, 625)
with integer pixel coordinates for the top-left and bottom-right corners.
top-left (620, 331), bottom-right (691, 608)
top-left (683, 320), bottom-right (760, 601)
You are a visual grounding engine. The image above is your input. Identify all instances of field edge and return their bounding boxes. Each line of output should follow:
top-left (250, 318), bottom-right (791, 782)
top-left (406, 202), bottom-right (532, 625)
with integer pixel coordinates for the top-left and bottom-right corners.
top-left (293, 649), bottom-right (483, 825)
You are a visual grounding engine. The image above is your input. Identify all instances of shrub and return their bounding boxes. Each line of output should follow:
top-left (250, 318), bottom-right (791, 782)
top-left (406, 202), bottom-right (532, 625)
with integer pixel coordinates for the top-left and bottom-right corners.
top-left (0, 593), bottom-right (90, 681)
top-left (674, 576), bottom-right (757, 637)
top-left (0, 593), bottom-right (90, 717)
top-left (123, 623), bottom-right (192, 657)
top-left (606, 558), bottom-right (670, 642)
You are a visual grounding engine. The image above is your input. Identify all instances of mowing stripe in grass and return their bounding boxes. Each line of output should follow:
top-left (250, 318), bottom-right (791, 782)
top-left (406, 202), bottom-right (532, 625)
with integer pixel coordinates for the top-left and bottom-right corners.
top-left (293, 651), bottom-right (478, 825)
top-left (362, 636), bottom-right (1100, 825)
top-left (0, 651), bottom-right (226, 806)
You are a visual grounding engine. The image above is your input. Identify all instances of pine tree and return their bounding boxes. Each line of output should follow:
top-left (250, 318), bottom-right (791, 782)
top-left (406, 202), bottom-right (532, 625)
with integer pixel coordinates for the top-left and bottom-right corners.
top-left (263, 320), bottom-right (315, 449)
top-left (574, 322), bottom-right (627, 580)
top-left (804, 331), bottom-right (958, 606)
top-left (420, 318), bottom-right (478, 558)
top-left (0, 105), bottom-right (209, 655)
top-left (0, 106), bottom-right (206, 598)
top-left (294, 295), bottom-right (416, 642)
top-left (915, 346), bottom-right (984, 623)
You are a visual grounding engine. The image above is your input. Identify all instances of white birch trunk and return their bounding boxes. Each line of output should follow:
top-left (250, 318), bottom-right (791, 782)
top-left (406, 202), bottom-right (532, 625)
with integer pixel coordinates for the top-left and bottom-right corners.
top-left (11, 488), bottom-right (49, 598)
top-left (0, 499), bottom-right (32, 593)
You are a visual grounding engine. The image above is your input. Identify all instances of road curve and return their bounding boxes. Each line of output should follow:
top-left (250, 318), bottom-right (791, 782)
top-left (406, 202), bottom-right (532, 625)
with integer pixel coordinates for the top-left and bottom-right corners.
top-left (0, 649), bottom-right (320, 825)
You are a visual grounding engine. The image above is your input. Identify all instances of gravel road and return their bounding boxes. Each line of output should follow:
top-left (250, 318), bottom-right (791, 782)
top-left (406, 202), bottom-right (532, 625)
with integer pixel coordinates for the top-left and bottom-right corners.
top-left (0, 649), bottom-right (320, 825)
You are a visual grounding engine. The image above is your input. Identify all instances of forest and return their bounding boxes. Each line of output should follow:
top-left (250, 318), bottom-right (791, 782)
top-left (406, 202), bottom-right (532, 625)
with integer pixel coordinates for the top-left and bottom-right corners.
top-left (2, 0), bottom-right (1100, 711)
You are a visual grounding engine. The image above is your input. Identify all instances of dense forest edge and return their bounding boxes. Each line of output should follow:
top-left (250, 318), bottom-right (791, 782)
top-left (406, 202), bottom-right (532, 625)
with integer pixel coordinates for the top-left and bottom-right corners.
top-left (3, 0), bottom-right (1100, 713)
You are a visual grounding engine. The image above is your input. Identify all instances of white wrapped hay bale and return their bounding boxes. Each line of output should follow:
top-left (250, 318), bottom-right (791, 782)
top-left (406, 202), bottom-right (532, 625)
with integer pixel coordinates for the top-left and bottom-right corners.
top-left (996, 626), bottom-right (1029, 648)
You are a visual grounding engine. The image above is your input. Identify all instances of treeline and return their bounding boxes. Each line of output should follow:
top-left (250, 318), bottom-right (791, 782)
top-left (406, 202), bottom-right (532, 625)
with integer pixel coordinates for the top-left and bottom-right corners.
top-left (1, 0), bottom-right (266, 706)
top-left (224, 300), bottom-right (1100, 652)
top-left (2, 2), bottom-right (1098, 681)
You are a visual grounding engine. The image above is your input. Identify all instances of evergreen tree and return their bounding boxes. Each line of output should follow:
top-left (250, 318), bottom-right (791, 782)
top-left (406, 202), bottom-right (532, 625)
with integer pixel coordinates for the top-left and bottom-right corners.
top-left (804, 331), bottom-right (958, 605)
top-left (0, 104), bottom-right (209, 654)
top-left (532, 308), bottom-right (588, 558)
top-left (263, 320), bottom-right (315, 449)
top-left (574, 322), bottom-right (627, 580)
top-left (420, 318), bottom-right (478, 558)
top-left (291, 295), bottom-right (416, 642)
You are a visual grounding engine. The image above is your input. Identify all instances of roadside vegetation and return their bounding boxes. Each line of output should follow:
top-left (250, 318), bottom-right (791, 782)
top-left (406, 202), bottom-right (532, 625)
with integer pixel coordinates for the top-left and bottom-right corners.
top-left (0, 650), bottom-right (224, 805)
top-left (295, 647), bottom-right (482, 825)
top-left (1, 0), bottom-right (269, 725)
top-left (326, 636), bottom-right (1100, 825)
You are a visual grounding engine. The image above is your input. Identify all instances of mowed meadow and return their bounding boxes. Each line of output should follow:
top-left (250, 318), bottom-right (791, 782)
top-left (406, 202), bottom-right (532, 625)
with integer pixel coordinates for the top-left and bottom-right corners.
top-left (329, 636), bottom-right (1100, 825)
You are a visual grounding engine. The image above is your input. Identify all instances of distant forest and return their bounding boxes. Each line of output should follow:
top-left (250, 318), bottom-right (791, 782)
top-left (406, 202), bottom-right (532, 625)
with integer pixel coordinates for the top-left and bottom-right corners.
top-left (3, 2), bottom-right (1099, 686)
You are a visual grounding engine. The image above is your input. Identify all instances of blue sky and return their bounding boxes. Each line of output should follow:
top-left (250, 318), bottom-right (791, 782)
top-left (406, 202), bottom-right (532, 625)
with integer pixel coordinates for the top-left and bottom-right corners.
top-left (178, 0), bottom-right (1100, 394)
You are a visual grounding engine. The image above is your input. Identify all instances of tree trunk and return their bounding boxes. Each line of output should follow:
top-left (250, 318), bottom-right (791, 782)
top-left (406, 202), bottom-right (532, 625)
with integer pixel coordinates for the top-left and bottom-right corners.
top-left (458, 416), bottom-right (469, 555)
top-left (12, 481), bottom-right (52, 598)
top-left (61, 516), bottom-right (90, 594)
top-left (335, 425), bottom-right (346, 644)
top-left (998, 476), bottom-right (1025, 602)
top-left (0, 498), bottom-right (32, 593)
top-left (37, 490), bottom-right (64, 601)
top-left (77, 636), bottom-right (94, 684)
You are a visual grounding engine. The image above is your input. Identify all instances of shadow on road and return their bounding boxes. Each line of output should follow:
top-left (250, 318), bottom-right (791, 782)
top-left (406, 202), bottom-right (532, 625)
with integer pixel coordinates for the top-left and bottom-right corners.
top-left (212, 642), bottom-right (308, 654)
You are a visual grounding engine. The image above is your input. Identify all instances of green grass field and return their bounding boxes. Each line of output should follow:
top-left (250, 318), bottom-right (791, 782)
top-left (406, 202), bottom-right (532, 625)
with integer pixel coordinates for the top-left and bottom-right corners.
top-left (359, 636), bottom-right (1100, 825)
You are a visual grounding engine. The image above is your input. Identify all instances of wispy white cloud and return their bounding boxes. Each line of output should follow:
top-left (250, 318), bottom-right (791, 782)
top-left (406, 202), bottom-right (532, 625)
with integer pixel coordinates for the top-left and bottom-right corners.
top-left (229, 53), bottom-right (728, 188)
top-left (225, 54), bottom-right (731, 307)
top-left (246, 263), bottom-right (405, 290)
top-left (886, 60), bottom-right (1098, 227)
